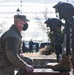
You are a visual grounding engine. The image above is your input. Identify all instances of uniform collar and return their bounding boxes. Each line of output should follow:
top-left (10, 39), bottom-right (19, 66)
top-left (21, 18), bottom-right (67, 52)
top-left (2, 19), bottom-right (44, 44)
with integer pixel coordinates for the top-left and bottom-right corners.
top-left (10, 25), bottom-right (22, 38)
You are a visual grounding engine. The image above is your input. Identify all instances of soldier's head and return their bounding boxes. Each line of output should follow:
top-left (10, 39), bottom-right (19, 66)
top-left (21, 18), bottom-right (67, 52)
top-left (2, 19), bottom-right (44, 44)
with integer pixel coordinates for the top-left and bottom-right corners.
top-left (44, 18), bottom-right (63, 31)
top-left (14, 15), bottom-right (29, 31)
top-left (53, 1), bottom-right (74, 20)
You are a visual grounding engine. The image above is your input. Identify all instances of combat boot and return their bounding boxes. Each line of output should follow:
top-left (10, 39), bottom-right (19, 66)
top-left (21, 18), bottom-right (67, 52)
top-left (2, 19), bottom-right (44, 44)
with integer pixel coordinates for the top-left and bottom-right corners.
top-left (71, 54), bottom-right (74, 69)
top-left (50, 55), bottom-right (72, 72)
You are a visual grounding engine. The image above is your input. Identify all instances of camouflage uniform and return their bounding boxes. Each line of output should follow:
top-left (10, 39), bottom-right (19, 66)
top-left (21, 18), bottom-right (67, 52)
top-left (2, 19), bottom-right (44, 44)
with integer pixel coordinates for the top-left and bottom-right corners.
top-left (0, 25), bottom-right (33, 75)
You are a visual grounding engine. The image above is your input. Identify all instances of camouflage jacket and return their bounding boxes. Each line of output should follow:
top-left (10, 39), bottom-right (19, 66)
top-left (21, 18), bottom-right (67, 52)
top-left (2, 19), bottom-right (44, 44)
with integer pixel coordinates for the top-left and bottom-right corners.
top-left (0, 25), bottom-right (26, 69)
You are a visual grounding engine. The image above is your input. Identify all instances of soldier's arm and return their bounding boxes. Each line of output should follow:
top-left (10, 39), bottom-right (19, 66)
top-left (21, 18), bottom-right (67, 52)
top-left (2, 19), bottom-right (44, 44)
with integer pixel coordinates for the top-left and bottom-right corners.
top-left (4, 37), bottom-right (27, 69)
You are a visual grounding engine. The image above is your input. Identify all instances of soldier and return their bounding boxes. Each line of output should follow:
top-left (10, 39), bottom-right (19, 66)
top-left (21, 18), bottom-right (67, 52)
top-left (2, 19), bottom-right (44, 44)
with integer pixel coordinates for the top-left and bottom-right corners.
top-left (68, 17), bottom-right (74, 68)
top-left (44, 18), bottom-right (63, 62)
top-left (47, 1), bottom-right (74, 71)
top-left (29, 39), bottom-right (34, 53)
top-left (0, 15), bottom-right (34, 75)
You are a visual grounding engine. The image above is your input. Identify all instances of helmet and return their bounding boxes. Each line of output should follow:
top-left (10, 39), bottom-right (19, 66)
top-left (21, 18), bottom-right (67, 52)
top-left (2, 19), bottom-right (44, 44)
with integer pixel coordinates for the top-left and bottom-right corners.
top-left (53, 1), bottom-right (74, 20)
top-left (44, 18), bottom-right (63, 31)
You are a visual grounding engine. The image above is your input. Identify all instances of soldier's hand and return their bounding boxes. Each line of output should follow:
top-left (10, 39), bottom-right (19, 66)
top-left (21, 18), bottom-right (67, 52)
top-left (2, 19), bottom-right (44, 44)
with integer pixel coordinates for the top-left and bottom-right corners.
top-left (25, 64), bottom-right (34, 72)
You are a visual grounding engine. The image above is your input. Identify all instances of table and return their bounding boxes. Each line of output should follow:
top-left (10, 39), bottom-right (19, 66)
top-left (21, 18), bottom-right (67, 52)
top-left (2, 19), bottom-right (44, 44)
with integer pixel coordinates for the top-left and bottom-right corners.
top-left (28, 55), bottom-right (57, 68)
top-left (30, 69), bottom-right (70, 75)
